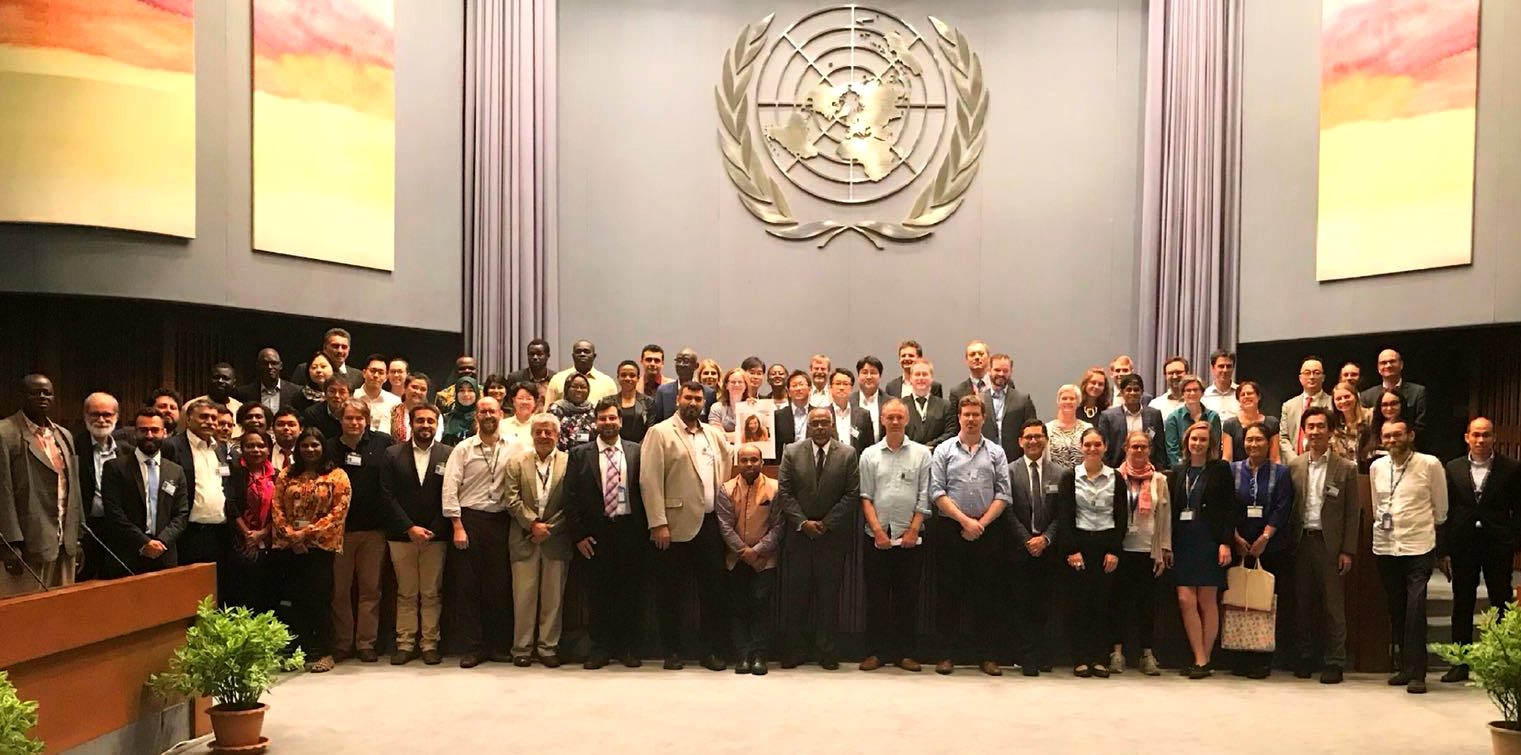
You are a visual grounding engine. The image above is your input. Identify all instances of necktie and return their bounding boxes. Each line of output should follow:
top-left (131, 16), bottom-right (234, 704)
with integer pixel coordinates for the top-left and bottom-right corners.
top-left (974, 379), bottom-right (985, 394)
top-left (1297, 395), bottom-right (1311, 454)
top-left (145, 457), bottom-right (160, 534)
top-left (915, 397), bottom-right (927, 418)
top-left (603, 447), bottom-right (621, 517)
top-left (816, 445), bottom-right (826, 480)
top-left (1030, 460), bottom-right (1042, 525)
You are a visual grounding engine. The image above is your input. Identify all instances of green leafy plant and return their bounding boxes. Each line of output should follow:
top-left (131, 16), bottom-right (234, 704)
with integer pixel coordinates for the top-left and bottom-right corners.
top-left (1435, 605), bottom-right (1521, 725)
top-left (0, 669), bottom-right (44, 755)
top-left (149, 597), bottom-right (305, 710)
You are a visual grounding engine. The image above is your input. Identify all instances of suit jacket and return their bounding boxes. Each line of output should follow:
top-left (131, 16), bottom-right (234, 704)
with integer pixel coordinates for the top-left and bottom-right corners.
top-left (159, 432), bottom-right (232, 523)
top-left (74, 428), bottom-right (134, 519)
top-left (101, 452), bottom-right (190, 573)
top-left (639, 416), bottom-right (733, 543)
top-left (1359, 381), bottom-right (1429, 434)
top-left (564, 438), bottom-right (644, 543)
top-left (1287, 451), bottom-right (1360, 559)
top-left (652, 381), bottom-right (717, 425)
top-left (378, 441), bottom-right (454, 542)
top-left (503, 449), bottom-right (571, 561)
top-left (233, 380), bottom-right (303, 412)
top-left (1279, 391), bottom-right (1333, 463)
top-left (0, 412), bottom-right (84, 561)
top-left (1443, 454), bottom-right (1521, 548)
top-left (1006, 453), bottom-right (1066, 561)
top-left (1096, 405), bottom-right (1168, 470)
top-left (884, 376), bottom-right (942, 400)
top-left (301, 403), bottom-right (343, 442)
top-left (903, 394), bottom-right (957, 448)
top-left (849, 390), bottom-right (888, 444)
top-left (837, 405), bottom-right (875, 455)
top-left (776, 438), bottom-right (860, 537)
top-left (774, 402), bottom-right (811, 454)
top-left (947, 379), bottom-right (1039, 456)
top-left (1166, 460), bottom-right (1236, 547)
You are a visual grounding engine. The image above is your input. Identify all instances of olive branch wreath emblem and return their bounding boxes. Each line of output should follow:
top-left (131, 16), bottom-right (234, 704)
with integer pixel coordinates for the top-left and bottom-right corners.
top-left (715, 13), bottom-right (989, 249)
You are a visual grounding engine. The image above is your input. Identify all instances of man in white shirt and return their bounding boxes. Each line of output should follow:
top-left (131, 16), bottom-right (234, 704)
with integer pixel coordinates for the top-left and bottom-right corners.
top-left (851, 355), bottom-right (886, 442)
top-left (807, 354), bottom-right (833, 409)
top-left (1368, 419), bottom-right (1447, 694)
top-left (545, 340), bottom-right (618, 405)
top-left (160, 398), bottom-right (231, 596)
top-left (357, 354), bottom-right (402, 436)
top-left (1147, 356), bottom-right (1189, 418)
top-left (443, 396), bottom-right (514, 668)
top-left (1201, 350), bottom-right (1239, 423)
top-left (827, 369), bottom-right (873, 454)
top-left (1280, 357), bottom-right (1333, 463)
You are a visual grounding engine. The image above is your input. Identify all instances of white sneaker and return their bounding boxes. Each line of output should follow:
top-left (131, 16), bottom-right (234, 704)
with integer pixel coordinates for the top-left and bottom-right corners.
top-left (1109, 650), bottom-right (1126, 673)
top-left (1140, 651), bottom-right (1161, 676)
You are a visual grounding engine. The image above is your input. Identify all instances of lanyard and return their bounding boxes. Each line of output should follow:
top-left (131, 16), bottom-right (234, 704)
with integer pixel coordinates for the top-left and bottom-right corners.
top-left (478, 441), bottom-right (501, 479)
top-left (1234, 461), bottom-right (1275, 504)
top-left (536, 455), bottom-right (554, 489)
top-left (1184, 466), bottom-right (1203, 508)
top-left (1388, 461), bottom-right (1409, 498)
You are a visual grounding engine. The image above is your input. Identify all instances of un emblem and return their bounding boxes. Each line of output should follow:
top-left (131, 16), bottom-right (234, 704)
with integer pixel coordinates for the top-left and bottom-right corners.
top-left (717, 6), bottom-right (989, 248)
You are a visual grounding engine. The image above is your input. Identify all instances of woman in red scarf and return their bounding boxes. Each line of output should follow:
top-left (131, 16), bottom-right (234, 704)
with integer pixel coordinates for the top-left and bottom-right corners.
top-left (223, 428), bottom-right (280, 614)
top-left (1110, 431), bottom-right (1172, 676)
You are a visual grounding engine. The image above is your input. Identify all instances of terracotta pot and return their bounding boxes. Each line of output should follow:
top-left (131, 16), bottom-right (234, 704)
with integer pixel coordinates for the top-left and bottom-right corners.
top-left (1490, 722), bottom-right (1521, 755)
top-left (209, 703), bottom-right (267, 748)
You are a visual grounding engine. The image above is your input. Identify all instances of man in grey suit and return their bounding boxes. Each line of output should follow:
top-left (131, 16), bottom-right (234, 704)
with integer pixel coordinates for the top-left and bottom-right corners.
top-left (1006, 419), bottom-right (1065, 676)
top-left (1359, 349), bottom-right (1428, 436)
top-left (1288, 407), bottom-right (1360, 684)
top-left (1280, 356), bottom-right (1333, 463)
top-left (1097, 375), bottom-right (1169, 470)
top-left (503, 413), bottom-right (572, 667)
top-left (102, 408), bottom-right (190, 575)
top-left (1, 374), bottom-right (83, 596)
top-left (778, 407), bottom-right (861, 669)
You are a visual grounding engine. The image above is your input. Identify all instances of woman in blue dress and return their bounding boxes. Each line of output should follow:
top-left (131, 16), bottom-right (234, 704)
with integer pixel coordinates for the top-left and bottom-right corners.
top-left (1168, 420), bottom-right (1235, 679)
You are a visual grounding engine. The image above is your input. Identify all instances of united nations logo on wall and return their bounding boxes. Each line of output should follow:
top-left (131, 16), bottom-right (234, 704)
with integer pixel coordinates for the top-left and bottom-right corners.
top-left (716, 6), bottom-right (988, 248)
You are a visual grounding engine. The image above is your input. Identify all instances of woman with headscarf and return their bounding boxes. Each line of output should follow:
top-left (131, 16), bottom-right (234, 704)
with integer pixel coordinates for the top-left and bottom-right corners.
top-left (550, 372), bottom-right (596, 451)
top-left (441, 376), bottom-right (480, 447)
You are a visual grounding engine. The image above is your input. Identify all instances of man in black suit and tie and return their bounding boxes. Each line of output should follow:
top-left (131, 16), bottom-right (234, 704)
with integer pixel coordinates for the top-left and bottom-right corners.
top-left (102, 408), bottom-right (189, 575)
top-left (825, 369), bottom-right (875, 455)
top-left (1360, 349), bottom-right (1429, 436)
top-left (885, 339), bottom-right (943, 399)
top-left (1097, 375), bottom-right (1169, 470)
top-left (946, 339), bottom-right (992, 410)
top-left (235, 348), bottom-right (302, 414)
top-left (379, 403), bottom-right (453, 665)
top-left (903, 359), bottom-right (956, 449)
top-left (979, 353), bottom-right (1039, 456)
top-left (850, 356), bottom-right (888, 444)
top-left (76, 392), bottom-right (133, 580)
top-left (773, 370), bottom-right (814, 453)
top-left (778, 407), bottom-right (861, 669)
top-left (1005, 419), bottom-right (1065, 675)
top-left (1441, 417), bottom-right (1520, 683)
top-left (566, 397), bottom-right (647, 669)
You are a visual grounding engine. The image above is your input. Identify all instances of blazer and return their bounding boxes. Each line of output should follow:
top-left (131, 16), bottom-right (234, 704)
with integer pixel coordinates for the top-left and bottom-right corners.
top-left (1443, 454), bottom-right (1521, 548)
top-left (1279, 391), bottom-right (1333, 463)
top-left (101, 451), bottom-right (190, 573)
top-left (233, 380), bottom-right (303, 412)
top-left (1057, 465), bottom-right (1129, 557)
top-left (776, 438), bottom-right (860, 537)
top-left (503, 449), bottom-right (571, 561)
top-left (639, 416), bottom-right (733, 543)
top-left (378, 441), bottom-right (454, 542)
top-left (947, 379), bottom-right (1039, 456)
top-left (849, 390), bottom-right (888, 444)
top-left (652, 381), bottom-right (717, 425)
top-left (564, 438), bottom-right (644, 543)
top-left (1287, 451), bottom-right (1361, 559)
top-left (839, 405), bottom-right (876, 455)
top-left (1166, 460), bottom-right (1236, 547)
top-left (74, 428), bottom-right (134, 519)
top-left (0, 412), bottom-right (84, 561)
top-left (301, 403), bottom-right (343, 442)
top-left (903, 394), bottom-right (957, 448)
top-left (1360, 382), bottom-right (1429, 434)
top-left (1096, 405), bottom-right (1168, 470)
top-left (774, 402), bottom-right (810, 453)
top-left (884, 376), bottom-right (943, 400)
top-left (159, 431), bottom-right (232, 525)
top-left (1006, 453), bottom-right (1066, 560)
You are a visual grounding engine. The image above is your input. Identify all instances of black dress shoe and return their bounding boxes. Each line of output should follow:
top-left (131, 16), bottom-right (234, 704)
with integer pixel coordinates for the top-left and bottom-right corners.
top-left (663, 656), bottom-right (684, 670)
top-left (489, 651), bottom-right (514, 664)
top-left (391, 650), bottom-right (415, 666)
top-left (780, 657), bottom-right (802, 669)
top-left (512, 656), bottom-right (533, 667)
top-left (1407, 679), bottom-right (1428, 694)
top-left (1021, 666), bottom-right (1040, 677)
top-left (540, 654), bottom-right (562, 669)
top-left (1247, 666), bottom-right (1271, 680)
top-left (1388, 672), bottom-right (1412, 686)
top-left (1294, 663), bottom-right (1314, 679)
top-left (621, 653), bottom-right (642, 668)
top-left (820, 658), bottom-right (840, 671)
top-left (735, 657), bottom-right (752, 674)
top-left (702, 654), bottom-right (727, 672)
top-left (584, 654), bottom-right (609, 670)
top-left (1039, 665), bottom-right (1053, 672)
top-left (1320, 666), bottom-right (1344, 684)
top-left (459, 654), bottom-right (485, 669)
top-left (357, 649), bottom-right (379, 664)
top-left (751, 655), bottom-right (768, 676)
top-left (1442, 665), bottom-right (1470, 683)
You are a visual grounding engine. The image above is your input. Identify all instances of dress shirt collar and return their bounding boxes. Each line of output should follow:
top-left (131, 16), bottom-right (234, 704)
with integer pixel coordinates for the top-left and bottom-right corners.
top-left (1080, 463), bottom-right (1114, 483)
top-left (859, 389), bottom-right (879, 406)
top-left (94, 434), bottom-right (118, 452)
top-left (911, 389), bottom-right (931, 401)
top-left (597, 436), bottom-right (621, 454)
top-left (1470, 454), bottom-right (1492, 469)
top-left (1124, 404), bottom-right (1143, 418)
top-left (187, 431), bottom-right (216, 451)
top-left (22, 414), bottom-right (56, 435)
top-left (955, 436), bottom-right (982, 455)
top-left (412, 439), bottom-right (434, 453)
top-left (1204, 383), bottom-right (1237, 397)
top-left (1307, 449), bottom-right (1329, 465)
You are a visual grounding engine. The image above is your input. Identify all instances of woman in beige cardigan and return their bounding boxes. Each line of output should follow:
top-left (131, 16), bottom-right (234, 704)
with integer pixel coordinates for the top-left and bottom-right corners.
top-left (1109, 430), bottom-right (1172, 676)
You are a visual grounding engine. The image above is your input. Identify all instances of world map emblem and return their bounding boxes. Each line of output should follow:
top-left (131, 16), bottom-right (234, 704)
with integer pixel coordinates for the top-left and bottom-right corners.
top-left (716, 6), bottom-right (989, 248)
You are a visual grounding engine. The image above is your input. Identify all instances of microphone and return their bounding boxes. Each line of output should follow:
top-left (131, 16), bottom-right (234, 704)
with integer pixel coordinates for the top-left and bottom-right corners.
top-left (0, 538), bottom-right (48, 593)
top-left (80, 519), bottom-right (136, 578)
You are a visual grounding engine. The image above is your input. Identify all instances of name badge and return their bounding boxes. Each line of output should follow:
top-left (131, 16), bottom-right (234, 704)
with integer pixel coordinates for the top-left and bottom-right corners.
top-left (1326, 484), bottom-right (1340, 497)
top-left (618, 485), bottom-right (629, 504)
top-left (1145, 428), bottom-right (1155, 439)
top-left (434, 463), bottom-right (447, 476)
top-left (1378, 511), bottom-right (1394, 531)
top-left (1247, 505), bottom-right (1264, 519)
top-left (217, 464), bottom-right (231, 477)
top-left (162, 480), bottom-right (177, 495)
top-left (1127, 520), bottom-right (1139, 534)
top-left (346, 453), bottom-right (363, 466)
top-left (1179, 510), bottom-right (1195, 521)
top-left (850, 426), bottom-right (860, 439)
top-left (294, 519), bottom-right (310, 529)
top-left (1045, 483), bottom-right (1059, 494)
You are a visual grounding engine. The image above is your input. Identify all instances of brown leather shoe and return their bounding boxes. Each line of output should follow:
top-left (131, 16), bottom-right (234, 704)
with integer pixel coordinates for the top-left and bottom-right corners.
top-left (858, 655), bottom-right (882, 671)
top-left (898, 658), bottom-right (922, 672)
top-left (935, 659), bottom-right (954, 675)
top-left (980, 661), bottom-right (1002, 676)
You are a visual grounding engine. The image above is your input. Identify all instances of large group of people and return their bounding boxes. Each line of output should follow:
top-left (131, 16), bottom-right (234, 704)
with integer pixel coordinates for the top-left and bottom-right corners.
top-left (1, 329), bottom-right (1514, 696)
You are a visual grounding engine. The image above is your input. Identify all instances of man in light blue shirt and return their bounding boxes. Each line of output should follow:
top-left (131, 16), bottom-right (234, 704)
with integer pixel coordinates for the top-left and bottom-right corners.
top-left (928, 395), bottom-right (1012, 676)
top-left (858, 398), bottom-right (931, 671)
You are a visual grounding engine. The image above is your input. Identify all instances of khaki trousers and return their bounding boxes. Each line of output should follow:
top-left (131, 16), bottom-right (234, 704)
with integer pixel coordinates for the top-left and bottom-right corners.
top-left (0, 554), bottom-right (76, 597)
top-left (331, 530), bottom-right (386, 653)
top-left (388, 540), bottom-right (447, 652)
top-left (510, 546), bottom-right (568, 657)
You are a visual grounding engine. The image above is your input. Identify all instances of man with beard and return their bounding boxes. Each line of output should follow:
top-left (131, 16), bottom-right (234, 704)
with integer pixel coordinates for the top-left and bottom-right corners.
top-left (76, 392), bottom-right (132, 580)
top-left (443, 396), bottom-right (514, 668)
top-left (380, 403), bottom-right (452, 665)
top-left (102, 408), bottom-right (189, 575)
top-left (1, 374), bottom-right (84, 596)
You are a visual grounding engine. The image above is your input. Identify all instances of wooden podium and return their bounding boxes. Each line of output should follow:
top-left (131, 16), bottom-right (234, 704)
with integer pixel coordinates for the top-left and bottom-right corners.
top-left (0, 564), bottom-right (216, 753)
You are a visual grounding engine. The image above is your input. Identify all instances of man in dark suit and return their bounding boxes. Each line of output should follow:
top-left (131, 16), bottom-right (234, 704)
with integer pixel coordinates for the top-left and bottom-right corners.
top-left (379, 403), bottom-right (453, 665)
top-left (76, 392), bottom-right (133, 580)
top-left (884, 339), bottom-right (943, 399)
top-left (1441, 417), bottom-right (1520, 683)
top-left (777, 407), bottom-right (861, 669)
top-left (565, 397), bottom-right (647, 669)
top-left (1288, 407), bottom-right (1360, 684)
top-left (653, 348), bottom-right (715, 423)
top-left (1359, 349), bottom-right (1429, 436)
top-left (903, 359), bottom-right (956, 449)
top-left (825, 369), bottom-right (875, 455)
top-left (850, 356), bottom-right (889, 444)
top-left (0, 374), bottom-right (84, 596)
top-left (235, 348), bottom-right (302, 414)
top-left (1005, 419), bottom-right (1065, 675)
top-left (978, 353), bottom-right (1040, 456)
top-left (290, 327), bottom-right (365, 390)
top-left (301, 380), bottom-right (350, 441)
top-left (102, 408), bottom-right (189, 575)
top-left (773, 370), bottom-right (813, 453)
top-left (945, 339), bottom-right (992, 410)
top-left (1097, 375), bottom-right (1169, 470)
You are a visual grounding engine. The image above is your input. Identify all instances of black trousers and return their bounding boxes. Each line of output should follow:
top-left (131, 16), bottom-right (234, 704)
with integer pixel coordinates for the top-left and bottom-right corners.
top-left (1377, 550), bottom-right (1435, 678)
top-left (782, 530), bottom-right (848, 659)
top-left (454, 508), bottom-right (512, 655)
top-left (79, 515), bottom-right (113, 580)
top-left (1068, 530), bottom-right (1116, 666)
top-left (728, 562), bottom-right (776, 656)
top-left (862, 538), bottom-right (924, 661)
top-left (179, 522), bottom-right (232, 602)
top-left (586, 514), bottom-right (649, 658)
top-left (221, 548), bottom-right (280, 615)
top-left (1012, 552), bottom-right (1059, 669)
top-left (1451, 526), bottom-right (1514, 645)
top-left (932, 516), bottom-right (1009, 661)
top-left (654, 513), bottom-right (727, 659)
top-left (1111, 550), bottom-right (1157, 651)
top-left (276, 548), bottom-right (334, 658)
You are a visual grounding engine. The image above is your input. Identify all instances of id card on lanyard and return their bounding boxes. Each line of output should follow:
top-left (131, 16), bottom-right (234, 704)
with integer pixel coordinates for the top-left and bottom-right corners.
top-left (1234, 461), bottom-right (1273, 519)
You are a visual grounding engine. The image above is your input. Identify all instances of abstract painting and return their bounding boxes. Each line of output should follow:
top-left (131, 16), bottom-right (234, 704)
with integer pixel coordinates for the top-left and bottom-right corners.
top-left (253, 0), bottom-right (394, 271)
top-left (1317, 0), bottom-right (1479, 282)
top-left (0, 0), bottom-right (195, 237)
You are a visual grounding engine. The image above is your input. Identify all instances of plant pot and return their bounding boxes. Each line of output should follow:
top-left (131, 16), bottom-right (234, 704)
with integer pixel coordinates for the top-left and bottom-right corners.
top-left (1490, 722), bottom-right (1521, 755)
top-left (209, 703), bottom-right (267, 748)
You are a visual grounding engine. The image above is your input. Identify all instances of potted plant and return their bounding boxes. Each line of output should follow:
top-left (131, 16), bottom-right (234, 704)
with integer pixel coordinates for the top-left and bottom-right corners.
top-left (0, 670), bottom-right (43, 755)
top-left (1435, 605), bottom-right (1521, 755)
top-left (150, 597), bottom-right (304, 751)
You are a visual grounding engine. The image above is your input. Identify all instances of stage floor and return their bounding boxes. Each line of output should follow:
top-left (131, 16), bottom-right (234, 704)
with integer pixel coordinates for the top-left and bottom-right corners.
top-left (241, 660), bottom-right (1498, 753)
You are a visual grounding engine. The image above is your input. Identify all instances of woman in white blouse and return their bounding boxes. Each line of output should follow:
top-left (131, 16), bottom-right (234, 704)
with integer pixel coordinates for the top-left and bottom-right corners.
top-left (1058, 428), bottom-right (1127, 677)
top-left (1109, 431), bottom-right (1172, 676)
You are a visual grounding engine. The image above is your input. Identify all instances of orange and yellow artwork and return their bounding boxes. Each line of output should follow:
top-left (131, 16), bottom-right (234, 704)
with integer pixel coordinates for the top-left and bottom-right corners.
top-left (0, 0), bottom-right (195, 237)
top-left (253, 0), bottom-right (394, 271)
top-left (1317, 0), bottom-right (1479, 281)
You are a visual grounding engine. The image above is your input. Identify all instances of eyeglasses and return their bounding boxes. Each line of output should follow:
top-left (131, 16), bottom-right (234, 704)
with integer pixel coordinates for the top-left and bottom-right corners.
top-left (1300, 370), bottom-right (1324, 376)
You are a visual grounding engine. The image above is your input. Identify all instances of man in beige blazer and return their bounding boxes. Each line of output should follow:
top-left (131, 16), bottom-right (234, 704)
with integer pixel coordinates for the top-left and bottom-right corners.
top-left (1279, 357), bottom-right (1333, 463)
top-left (1, 374), bottom-right (83, 596)
top-left (640, 381), bottom-right (733, 670)
top-left (1287, 406), bottom-right (1360, 684)
top-left (504, 413), bottom-right (572, 667)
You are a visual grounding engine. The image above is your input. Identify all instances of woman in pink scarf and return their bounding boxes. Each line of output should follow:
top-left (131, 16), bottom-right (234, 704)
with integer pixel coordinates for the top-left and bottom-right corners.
top-left (1110, 431), bottom-right (1172, 676)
